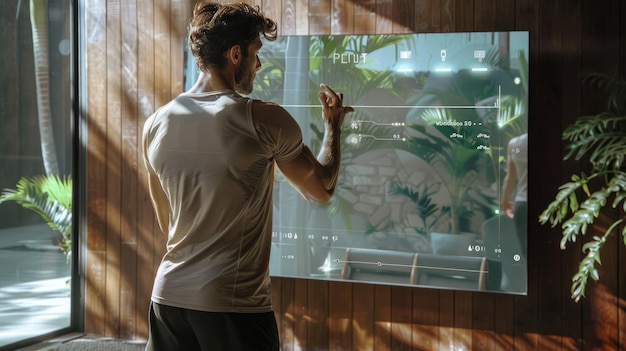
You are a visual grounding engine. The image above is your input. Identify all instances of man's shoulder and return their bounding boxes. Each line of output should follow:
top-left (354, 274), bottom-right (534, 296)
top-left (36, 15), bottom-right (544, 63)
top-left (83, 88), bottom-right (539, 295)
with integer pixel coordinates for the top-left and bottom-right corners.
top-left (250, 99), bottom-right (290, 118)
top-left (250, 98), bottom-right (281, 109)
top-left (249, 100), bottom-right (302, 139)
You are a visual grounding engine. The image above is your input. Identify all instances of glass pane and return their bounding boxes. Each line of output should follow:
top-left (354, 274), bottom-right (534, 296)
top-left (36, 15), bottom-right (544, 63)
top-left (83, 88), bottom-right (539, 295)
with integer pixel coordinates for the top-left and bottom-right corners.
top-left (234, 32), bottom-right (528, 294)
top-left (0, 0), bottom-right (73, 348)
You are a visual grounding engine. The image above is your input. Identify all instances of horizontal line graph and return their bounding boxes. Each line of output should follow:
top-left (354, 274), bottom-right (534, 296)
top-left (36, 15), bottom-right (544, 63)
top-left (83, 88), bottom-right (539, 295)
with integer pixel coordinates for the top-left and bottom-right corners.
top-left (353, 120), bottom-right (405, 126)
top-left (353, 134), bottom-right (406, 142)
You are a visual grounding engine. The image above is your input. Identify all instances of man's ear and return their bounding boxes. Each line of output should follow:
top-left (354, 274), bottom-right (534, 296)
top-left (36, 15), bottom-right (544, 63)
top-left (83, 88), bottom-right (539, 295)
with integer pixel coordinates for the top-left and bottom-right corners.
top-left (227, 45), bottom-right (242, 66)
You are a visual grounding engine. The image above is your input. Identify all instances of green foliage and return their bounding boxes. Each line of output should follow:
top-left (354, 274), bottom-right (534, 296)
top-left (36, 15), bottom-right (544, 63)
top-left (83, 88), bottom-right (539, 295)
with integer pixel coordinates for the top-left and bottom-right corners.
top-left (0, 175), bottom-right (72, 256)
top-left (390, 181), bottom-right (450, 234)
top-left (400, 122), bottom-right (496, 233)
top-left (539, 72), bottom-right (626, 302)
top-left (399, 50), bottom-right (529, 233)
top-left (252, 37), bottom-right (286, 102)
top-left (305, 35), bottom-right (417, 226)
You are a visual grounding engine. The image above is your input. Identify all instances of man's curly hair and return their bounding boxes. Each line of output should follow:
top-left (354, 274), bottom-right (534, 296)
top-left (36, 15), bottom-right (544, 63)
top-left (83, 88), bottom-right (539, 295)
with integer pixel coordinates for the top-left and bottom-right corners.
top-left (187, 2), bottom-right (277, 72)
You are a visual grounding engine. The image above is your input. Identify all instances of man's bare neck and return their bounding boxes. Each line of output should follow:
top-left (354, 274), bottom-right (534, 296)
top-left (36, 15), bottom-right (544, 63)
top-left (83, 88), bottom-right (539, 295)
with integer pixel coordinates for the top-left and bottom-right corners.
top-left (187, 70), bottom-right (234, 94)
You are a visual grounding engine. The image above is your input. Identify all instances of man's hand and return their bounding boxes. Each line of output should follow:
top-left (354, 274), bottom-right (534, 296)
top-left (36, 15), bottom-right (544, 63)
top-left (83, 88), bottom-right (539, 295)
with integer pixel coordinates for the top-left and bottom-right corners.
top-left (501, 200), bottom-right (514, 219)
top-left (318, 84), bottom-right (355, 127)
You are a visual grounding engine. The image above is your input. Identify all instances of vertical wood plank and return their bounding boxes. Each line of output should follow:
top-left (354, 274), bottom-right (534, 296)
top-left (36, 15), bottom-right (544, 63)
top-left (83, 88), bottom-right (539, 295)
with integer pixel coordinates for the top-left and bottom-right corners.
top-left (293, 279), bottom-right (309, 350)
top-left (513, 294), bottom-right (537, 351)
top-left (105, 0), bottom-right (123, 337)
top-left (152, 0), bottom-right (171, 278)
top-left (352, 283), bottom-right (375, 350)
top-left (295, 0), bottom-right (309, 35)
top-left (376, 0), bottom-right (393, 34)
top-left (414, 0), bottom-right (441, 32)
top-left (493, 295), bottom-right (515, 349)
top-left (135, 0), bottom-right (156, 338)
top-left (474, 0), bottom-right (496, 31)
top-left (154, 0), bottom-right (171, 108)
top-left (354, 0), bottom-right (376, 34)
top-left (120, 243), bottom-right (138, 338)
top-left (170, 0), bottom-right (184, 97)
top-left (392, 0), bottom-right (415, 33)
top-left (119, 0), bottom-right (139, 337)
top-left (308, 280), bottom-right (329, 349)
top-left (454, 0), bottom-right (474, 31)
top-left (494, 0), bottom-right (515, 30)
top-left (262, 0), bottom-right (282, 35)
top-left (331, 0), bottom-right (354, 34)
top-left (453, 291), bottom-right (473, 350)
top-left (412, 289), bottom-right (439, 350)
top-left (85, 0), bottom-right (107, 334)
top-left (438, 290), bottom-right (454, 350)
top-left (374, 285), bottom-right (391, 350)
top-left (86, 251), bottom-right (106, 334)
top-left (85, 0), bottom-right (109, 261)
top-left (282, 0), bottom-right (297, 35)
top-left (85, 0), bottom-right (108, 336)
top-left (389, 286), bottom-right (412, 351)
top-left (622, 0), bottom-right (626, 80)
top-left (309, 0), bottom-right (331, 34)
top-left (280, 278), bottom-right (296, 350)
top-left (121, 0), bottom-right (139, 246)
top-left (471, 293), bottom-right (495, 350)
top-left (516, 0), bottom-right (537, 32)
top-left (329, 281), bottom-right (352, 350)
top-left (440, 0), bottom-right (455, 32)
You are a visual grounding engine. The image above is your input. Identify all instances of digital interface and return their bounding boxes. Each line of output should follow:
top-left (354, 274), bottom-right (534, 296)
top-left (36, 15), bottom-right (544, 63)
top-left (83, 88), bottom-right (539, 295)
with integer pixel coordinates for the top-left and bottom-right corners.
top-left (185, 31), bottom-right (529, 294)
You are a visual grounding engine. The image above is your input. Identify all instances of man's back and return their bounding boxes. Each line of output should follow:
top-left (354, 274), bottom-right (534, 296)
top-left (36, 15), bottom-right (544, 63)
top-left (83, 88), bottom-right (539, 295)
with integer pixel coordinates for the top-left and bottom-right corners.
top-left (143, 90), bottom-right (302, 313)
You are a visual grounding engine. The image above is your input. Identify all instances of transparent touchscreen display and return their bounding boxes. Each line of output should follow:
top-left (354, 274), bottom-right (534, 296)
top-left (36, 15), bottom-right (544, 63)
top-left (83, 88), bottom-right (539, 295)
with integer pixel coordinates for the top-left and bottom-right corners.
top-left (188, 31), bottom-right (529, 294)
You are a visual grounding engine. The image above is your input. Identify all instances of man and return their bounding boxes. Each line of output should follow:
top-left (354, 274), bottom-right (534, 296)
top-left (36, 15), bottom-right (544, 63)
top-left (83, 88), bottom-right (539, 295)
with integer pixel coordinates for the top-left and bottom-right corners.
top-left (501, 132), bottom-right (528, 256)
top-left (500, 132), bottom-right (528, 292)
top-left (142, 2), bottom-right (353, 350)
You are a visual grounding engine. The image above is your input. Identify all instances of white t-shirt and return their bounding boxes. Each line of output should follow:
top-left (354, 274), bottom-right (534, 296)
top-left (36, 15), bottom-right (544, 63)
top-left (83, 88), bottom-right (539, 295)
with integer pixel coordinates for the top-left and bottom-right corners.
top-left (143, 90), bottom-right (303, 313)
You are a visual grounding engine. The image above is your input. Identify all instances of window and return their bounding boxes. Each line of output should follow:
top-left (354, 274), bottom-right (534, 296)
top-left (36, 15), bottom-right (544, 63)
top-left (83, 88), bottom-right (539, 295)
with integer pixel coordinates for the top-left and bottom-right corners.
top-left (0, 1), bottom-right (76, 349)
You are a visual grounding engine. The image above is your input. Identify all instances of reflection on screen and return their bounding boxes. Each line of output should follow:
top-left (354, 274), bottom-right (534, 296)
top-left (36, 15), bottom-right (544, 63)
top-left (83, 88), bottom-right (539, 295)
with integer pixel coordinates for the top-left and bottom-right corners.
top-left (186, 31), bottom-right (529, 294)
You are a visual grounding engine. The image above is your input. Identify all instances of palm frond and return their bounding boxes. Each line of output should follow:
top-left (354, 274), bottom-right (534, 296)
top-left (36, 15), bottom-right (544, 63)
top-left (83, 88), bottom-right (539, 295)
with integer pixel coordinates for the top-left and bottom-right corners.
top-left (391, 181), bottom-right (450, 233)
top-left (563, 113), bottom-right (626, 170)
top-left (0, 175), bottom-right (72, 254)
top-left (581, 71), bottom-right (626, 114)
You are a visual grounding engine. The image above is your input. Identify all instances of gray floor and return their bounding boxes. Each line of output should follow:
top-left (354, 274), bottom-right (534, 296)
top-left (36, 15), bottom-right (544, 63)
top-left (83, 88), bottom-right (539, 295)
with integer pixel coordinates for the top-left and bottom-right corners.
top-left (0, 224), bottom-right (72, 349)
top-left (54, 339), bottom-right (146, 351)
top-left (14, 334), bottom-right (146, 351)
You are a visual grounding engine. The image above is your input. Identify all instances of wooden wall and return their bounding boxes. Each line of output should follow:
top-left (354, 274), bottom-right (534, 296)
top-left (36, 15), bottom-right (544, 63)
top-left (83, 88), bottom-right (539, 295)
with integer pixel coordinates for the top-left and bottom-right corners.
top-left (83, 0), bottom-right (626, 349)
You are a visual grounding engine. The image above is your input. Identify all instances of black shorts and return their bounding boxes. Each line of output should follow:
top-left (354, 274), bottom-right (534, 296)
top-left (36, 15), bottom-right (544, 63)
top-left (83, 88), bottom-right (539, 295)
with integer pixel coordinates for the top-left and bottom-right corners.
top-left (145, 302), bottom-right (279, 351)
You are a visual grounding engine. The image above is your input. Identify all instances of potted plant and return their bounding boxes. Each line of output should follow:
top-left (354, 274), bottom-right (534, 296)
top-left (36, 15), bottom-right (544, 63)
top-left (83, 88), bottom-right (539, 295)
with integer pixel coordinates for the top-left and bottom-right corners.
top-left (0, 174), bottom-right (72, 258)
top-left (539, 71), bottom-right (626, 302)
